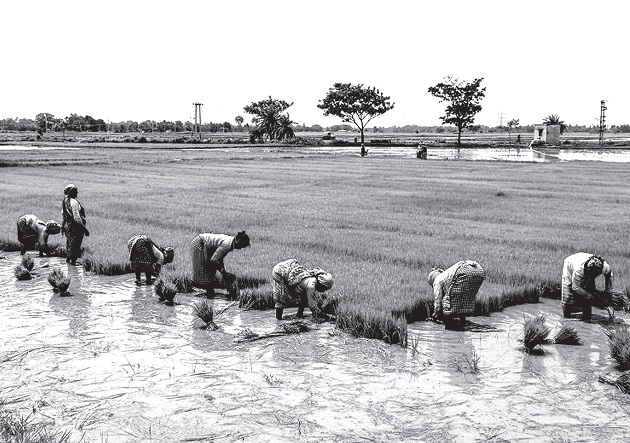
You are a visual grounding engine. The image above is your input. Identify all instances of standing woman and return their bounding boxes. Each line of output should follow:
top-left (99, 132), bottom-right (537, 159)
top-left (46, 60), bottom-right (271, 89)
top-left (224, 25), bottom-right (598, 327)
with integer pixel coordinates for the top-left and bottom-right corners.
top-left (191, 231), bottom-right (250, 296)
top-left (61, 183), bottom-right (89, 265)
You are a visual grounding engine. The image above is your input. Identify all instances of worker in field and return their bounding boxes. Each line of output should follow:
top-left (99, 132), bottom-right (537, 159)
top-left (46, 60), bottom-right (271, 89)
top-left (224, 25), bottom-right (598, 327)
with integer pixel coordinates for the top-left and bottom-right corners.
top-left (16, 214), bottom-right (61, 256)
top-left (190, 231), bottom-right (250, 298)
top-left (561, 252), bottom-right (612, 321)
top-left (127, 235), bottom-right (174, 285)
top-left (272, 258), bottom-right (334, 321)
top-left (427, 260), bottom-right (485, 330)
top-left (61, 183), bottom-right (89, 265)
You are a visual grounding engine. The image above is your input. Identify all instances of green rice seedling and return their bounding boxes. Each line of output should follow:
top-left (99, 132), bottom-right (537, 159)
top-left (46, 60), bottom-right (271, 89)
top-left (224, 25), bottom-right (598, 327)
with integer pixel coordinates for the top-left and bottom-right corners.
top-left (193, 300), bottom-right (218, 330)
top-left (614, 371), bottom-right (630, 394)
top-left (47, 266), bottom-right (72, 295)
top-left (553, 324), bottom-right (580, 345)
top-left (239, 286), bottom-right (274, 310)
top-left (13, 264), bottom-right (31, 280)
top-left (20, 253), bottom-right (35, 271)
top-left (605, 326), bottom-right (630, 370)
top-left (453, 349), bottom-right (480, 374)
top-left (521, 313), bottom-right (551, 353)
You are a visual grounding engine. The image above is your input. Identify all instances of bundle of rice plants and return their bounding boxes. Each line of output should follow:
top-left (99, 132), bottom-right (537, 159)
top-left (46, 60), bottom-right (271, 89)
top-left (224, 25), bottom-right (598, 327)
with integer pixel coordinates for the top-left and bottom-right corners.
top-left (193, 300), bottom-right (218, 330)
top-left (13, 264), bottom-right (31, 280)
top-left (155, 279), bottom-right (177, 305)
top-left (615, 371), bottom-right (630, 394)
top-left (605, 325), bottom-right (630, 370)
top-left (553, 324), bottom-right (580, 345)
top-left (521, 313), bottom-right (551, 353)
top-left (47, 266), bottom-right (71, 294)
top-left (20, 254), bottom-right (35, 271)
top-left (592, 290), bottom-right (630, 312)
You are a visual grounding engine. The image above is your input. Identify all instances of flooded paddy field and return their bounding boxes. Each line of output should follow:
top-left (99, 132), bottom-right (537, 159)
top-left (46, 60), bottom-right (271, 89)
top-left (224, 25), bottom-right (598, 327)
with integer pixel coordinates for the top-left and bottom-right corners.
top-left (2, 253), bottom-right (630, 442)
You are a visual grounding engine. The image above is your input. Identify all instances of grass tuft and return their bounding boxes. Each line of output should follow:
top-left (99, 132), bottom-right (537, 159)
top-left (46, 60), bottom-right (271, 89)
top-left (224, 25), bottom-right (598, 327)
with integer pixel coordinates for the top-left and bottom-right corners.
top-left (522, 313), bottom-right (551, 353)
top-left (192, 300), bottom-right (218, 330)
top-left (605, 325), bottom-right (630, 370)
top-left (47, 266), bottom-right (71, 295)
top-left (155, 277), bottom-right (177, 305)
top-left (553, 323), bottom-right (580, 345)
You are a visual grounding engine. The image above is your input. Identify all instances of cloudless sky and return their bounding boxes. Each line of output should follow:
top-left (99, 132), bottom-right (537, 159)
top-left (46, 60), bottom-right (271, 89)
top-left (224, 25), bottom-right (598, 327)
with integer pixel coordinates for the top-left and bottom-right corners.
top-left (2, 0), bottom-right (628, 128)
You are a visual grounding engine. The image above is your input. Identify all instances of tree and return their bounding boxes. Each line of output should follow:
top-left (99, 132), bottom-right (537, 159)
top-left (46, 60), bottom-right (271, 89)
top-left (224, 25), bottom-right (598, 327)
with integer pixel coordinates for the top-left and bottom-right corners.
top-left (427, 77), bottom-right (486, 145)
top-left (275, 114), bottom-right (295, 141)
top-left (318, 83), bottom-right (394, 145)
top-left (35, 113), bottom-right (55, 133)
top-left (235, 115), bottom-right (244, 127)
top-left (243, 96), bottom-right (293, 141)
top-left (543, 114), bottom-right (567, 134)
top-left (506, 118), bottom-right (520, 142)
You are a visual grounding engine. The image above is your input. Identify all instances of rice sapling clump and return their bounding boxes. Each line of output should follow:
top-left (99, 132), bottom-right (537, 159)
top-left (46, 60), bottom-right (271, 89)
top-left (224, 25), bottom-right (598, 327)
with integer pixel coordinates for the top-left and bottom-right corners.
top-left (605, 325), bottom-right (630, 370)
top-left (193, 300), bottom-right (218, 330)
top-left (155, 278), bottom-right (177, 305)
top-left (553, 323), bottom-right (581, 345)
top-left (13, 264), bottom-right (31, 280)
top-left (521, 313), bottom-right (551, 353)
top-left (21, 253), bottom-right (35, 271)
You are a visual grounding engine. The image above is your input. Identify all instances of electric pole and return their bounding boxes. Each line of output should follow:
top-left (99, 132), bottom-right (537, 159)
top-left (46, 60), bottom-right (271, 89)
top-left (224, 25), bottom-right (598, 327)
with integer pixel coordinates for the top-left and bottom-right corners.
top-left (193, 102), bottom-right (203, 141)
top-left (599, 100), bottom-right (606, 146)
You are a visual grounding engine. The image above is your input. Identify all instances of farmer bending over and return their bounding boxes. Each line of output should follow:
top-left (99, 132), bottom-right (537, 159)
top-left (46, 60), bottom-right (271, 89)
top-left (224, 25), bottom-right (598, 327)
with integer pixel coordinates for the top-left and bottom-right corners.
top-left (191, 231), bottom-right (250, 297)
top-left (562, 252), bottom-right (612, 321)
top-left (16, 214), bottom-right (61, 256)
top-left (272, 258), bottom-right (334, 321)
top-left (428, 260), bottom-right (485, 330)
top-left (127, 235), bottom-right (174, 285)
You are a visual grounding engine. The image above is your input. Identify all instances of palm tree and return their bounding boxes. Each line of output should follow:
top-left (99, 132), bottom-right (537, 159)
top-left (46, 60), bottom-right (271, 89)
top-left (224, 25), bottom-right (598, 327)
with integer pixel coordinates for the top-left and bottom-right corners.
top-left (275, 114), bottom-right (295, 141)
top-left (543, 114), bottom-right (567, 134)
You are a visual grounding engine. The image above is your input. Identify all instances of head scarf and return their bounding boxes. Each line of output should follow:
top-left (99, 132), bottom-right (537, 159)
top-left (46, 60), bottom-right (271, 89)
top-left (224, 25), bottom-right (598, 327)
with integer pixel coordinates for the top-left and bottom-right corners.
top-left (45, 220), bottom-right (61, 235)
top-left (163, 247), bottom-right (175, 264)
top-left (427, 267), bottom-right (444, 287)
top-left (64, 183), bottom-right (78, 196)
top-left (315, 271), bottom-right (334, 291)
top-left (234, 231), bottom-right (250, 249)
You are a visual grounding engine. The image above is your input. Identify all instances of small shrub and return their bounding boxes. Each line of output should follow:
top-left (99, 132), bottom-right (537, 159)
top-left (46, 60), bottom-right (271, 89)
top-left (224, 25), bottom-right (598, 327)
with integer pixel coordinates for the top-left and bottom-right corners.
top-left (553, 324), bottom-right (580, 345)
top-left (605, 326), bottom-right (630, 370)
top-left (21, 254), bottom-right (35, 271)
top-left (522, 313), bottom-right (551, 353)
top-left (13, 264), bottom-right (31, 280)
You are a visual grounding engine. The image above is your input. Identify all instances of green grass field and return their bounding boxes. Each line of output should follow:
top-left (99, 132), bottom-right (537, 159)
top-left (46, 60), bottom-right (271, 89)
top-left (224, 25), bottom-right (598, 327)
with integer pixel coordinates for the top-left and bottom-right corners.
top-left (1, 145), bottom-right (629, 345)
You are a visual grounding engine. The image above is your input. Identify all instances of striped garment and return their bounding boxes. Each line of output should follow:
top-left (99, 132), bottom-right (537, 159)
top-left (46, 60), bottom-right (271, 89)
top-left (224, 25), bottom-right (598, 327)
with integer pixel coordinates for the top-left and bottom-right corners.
top-left (127, 235), bottom-right (155, 271)
top-left (272, 259), bottom-right (322, 308)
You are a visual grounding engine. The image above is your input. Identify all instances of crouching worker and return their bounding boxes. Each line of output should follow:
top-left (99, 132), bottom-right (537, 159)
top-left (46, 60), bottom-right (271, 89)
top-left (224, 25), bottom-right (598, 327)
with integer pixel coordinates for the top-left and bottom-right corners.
top-left (427, 260), bottom-right (485, 330)
top-left (562, 252), bottom-right (612, 321)
top-left (272, 258), bottom-right (334, 321)
top-left (191, 231), bottom-right (250, 297)
top-left (127, 235), bottom-right (174, 285)
top-left (16, 214), bottom-right (61, 256)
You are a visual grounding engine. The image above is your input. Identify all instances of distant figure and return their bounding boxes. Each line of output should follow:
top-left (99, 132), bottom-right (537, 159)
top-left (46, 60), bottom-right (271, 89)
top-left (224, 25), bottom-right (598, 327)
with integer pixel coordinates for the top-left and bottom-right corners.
top-left (428, 260), bottom-right (485, 330)
top-left (61, 183), bottom-right (89, 265)
top-left (417, 145), bottom-right (427, 159)
top-left (127, 235), bottom-right (174, 285)
top-left (16, 214), bottom-right (61, 256)
top-left (561, 252), bottom-right (613, 321)
top-left (191, 231), bottom-right (250, 297)
top-left (272, 258), bottom-right (334, 320)
top-left (360, 144), bottom-right (369, 157)
top-left (516, 134), bottom-right (521, 144)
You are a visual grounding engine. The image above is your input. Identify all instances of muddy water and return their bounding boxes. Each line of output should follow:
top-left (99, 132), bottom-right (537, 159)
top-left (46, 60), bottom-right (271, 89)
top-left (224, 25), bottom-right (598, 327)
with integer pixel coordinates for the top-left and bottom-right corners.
top-left (1, 253), bottom-right (630, 443)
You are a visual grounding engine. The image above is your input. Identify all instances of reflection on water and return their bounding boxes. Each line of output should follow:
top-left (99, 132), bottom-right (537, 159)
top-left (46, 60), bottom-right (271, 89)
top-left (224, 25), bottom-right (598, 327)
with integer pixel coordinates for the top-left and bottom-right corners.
top-left (1, 252), bottom-right (630, 442)
top-left (430, 147), bottom-right (630, 163)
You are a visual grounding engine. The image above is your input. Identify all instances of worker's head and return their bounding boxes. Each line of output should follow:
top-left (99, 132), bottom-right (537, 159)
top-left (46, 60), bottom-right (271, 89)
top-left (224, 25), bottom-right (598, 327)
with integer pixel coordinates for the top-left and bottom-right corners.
top-left (64, 183), bottom-right (78, 198)
top-left (427, 267), bottom-right (444, 287)
top-left (45, 220), bottom-right (61, 235)
top-left (234, 231), bottom-right (250, 249)
top-left (585, 256), bottom-right (604, 278)
top-left (315, 272), bottom-right (334, 292)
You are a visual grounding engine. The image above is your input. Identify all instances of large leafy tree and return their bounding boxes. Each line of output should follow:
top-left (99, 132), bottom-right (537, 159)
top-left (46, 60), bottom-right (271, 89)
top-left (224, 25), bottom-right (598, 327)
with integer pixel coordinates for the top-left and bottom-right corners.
top-left (35, 113), bottom-right (55, 132)
top-left (318, 83), bottom-right (394, 145)
top-left (428, 77), bottom-right (486, 145)
top-left (243, 96), bottom-right (294, 141)
top-left (543, 114), bottom-right (567, 134)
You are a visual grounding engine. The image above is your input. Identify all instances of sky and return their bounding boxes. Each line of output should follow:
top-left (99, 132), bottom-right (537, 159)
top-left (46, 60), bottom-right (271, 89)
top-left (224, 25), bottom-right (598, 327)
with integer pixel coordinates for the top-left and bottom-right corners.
top-left (2, 0), bottom-right (628, 128)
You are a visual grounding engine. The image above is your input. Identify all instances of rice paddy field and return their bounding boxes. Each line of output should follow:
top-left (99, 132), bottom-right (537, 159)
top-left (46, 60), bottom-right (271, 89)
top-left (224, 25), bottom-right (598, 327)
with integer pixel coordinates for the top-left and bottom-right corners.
top-left (1, 144), bottom-right (630, 442)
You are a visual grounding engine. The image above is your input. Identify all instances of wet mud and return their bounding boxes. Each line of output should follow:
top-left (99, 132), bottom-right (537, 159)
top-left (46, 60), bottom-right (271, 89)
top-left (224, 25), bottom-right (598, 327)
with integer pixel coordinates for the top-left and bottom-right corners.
top-left (1, 252), bottom-right (629, 442)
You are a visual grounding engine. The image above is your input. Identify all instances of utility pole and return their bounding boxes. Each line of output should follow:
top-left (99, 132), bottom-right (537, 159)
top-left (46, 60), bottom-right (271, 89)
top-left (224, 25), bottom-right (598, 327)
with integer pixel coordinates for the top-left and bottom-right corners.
top-left (193, 102), bottom-right (203, 141)
top-left (599, 100), bottom-right (606, 146)
top-left (497, 111), bottom-right (505, 128)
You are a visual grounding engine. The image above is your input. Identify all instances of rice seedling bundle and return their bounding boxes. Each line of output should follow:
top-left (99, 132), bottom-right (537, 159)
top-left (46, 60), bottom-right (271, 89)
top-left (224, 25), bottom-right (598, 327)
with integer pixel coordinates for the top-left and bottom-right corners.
top-left (592, 290), bottom-right (629, 312)
top-left (605, 326), bottom-right (630, 370)
top-left (155, 277), bottom-right (177, 305)
top-left (13, 264), bottom-right (31, 280)
top-left (234, 320), bottom-right (310, 343)
top-left (192, 300), bottom-right (218, 330)
top-left (47, 266), bottom-right (71, 294)
top-left (598, 370), bottom-right (630, 395)
top-left (553, 324), bottom-right (580, 345)
top-left (522, 313), bottom-right (551, 352)
top-left (20, 254), bottom-right (35, 271)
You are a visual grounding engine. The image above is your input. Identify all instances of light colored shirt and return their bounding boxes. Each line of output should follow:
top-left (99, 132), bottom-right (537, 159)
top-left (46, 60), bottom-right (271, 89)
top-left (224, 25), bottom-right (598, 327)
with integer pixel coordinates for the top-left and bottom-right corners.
top-left (562, 252), bottom-right (612, 298)
top-left (22, 214), bottom-right (49, 247)
top-left (293, 276), bottom-right (318, 308)
top-left (152, 244), bottom-right (164, 265)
